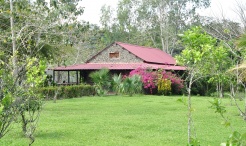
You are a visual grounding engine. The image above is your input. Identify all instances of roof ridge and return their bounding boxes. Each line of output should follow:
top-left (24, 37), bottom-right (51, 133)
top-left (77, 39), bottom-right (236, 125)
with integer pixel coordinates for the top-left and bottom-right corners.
top-left (86, 62), bottom-right (142, 64)
top-left (116, 42), bottom-right (160, 50)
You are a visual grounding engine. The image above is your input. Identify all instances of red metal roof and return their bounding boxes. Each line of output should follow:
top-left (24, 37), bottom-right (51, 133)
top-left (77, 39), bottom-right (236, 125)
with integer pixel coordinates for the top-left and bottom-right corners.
top-left (52, 42), bottom-right (186, 71)
top-left (53, 63), bottom-right (186, 71)
top-left (115, 42), bottom-right (176, 65)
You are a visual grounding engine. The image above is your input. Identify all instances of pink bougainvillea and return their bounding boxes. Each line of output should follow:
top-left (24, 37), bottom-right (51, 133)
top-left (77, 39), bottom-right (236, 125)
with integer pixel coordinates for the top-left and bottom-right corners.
top-left (160, 70), bottom-right (184, 92)
top-left (129, 67), bottom-right (157, 94)
top-left (129, 67), bottom-right (184, 95)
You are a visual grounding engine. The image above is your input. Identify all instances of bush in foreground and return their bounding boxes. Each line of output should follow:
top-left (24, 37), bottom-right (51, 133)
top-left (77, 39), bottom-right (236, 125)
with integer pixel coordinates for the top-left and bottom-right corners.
top-left (36, 84), bottom-right (95, 99)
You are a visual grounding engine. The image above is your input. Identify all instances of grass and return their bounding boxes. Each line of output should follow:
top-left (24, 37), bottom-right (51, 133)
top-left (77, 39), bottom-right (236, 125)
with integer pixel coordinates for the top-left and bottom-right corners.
top-left (0, 95), bottom-right (246, 146)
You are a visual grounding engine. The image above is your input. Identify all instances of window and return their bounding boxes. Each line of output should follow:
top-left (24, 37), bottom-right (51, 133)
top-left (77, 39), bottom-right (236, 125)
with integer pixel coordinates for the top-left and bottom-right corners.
top-left (109, 52), bottom-right (119, 59)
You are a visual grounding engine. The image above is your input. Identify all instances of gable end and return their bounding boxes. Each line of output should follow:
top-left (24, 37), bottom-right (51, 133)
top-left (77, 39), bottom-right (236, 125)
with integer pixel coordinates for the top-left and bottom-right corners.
top-left (87, 43), bottom-right (143, 63)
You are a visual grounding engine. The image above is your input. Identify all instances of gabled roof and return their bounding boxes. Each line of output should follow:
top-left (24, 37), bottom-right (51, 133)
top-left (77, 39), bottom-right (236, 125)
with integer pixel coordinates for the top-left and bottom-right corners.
top-left (86, 42), bottom-right (176, 65)
top-left (52, 42), bottom-right (185, 71)
top-left (115, 42), bottom-right (176, 65)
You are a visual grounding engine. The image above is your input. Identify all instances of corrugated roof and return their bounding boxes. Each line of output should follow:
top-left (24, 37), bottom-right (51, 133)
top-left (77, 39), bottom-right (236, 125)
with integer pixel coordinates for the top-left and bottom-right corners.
top-left (53, 63), bottom-right (186, 71)
top-left (116, 42), bottom-right (176, 65)
top-left (52, 42), bottom-right (185, 71)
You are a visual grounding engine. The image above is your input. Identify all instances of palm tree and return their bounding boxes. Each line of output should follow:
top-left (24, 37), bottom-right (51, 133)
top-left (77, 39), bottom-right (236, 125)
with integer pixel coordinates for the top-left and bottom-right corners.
top-left (112, 74), bottom-right (123, 95)
top-left (122, 75), bottom-right (142, 96)
top-left (89, 68), bottom-right (111, 96)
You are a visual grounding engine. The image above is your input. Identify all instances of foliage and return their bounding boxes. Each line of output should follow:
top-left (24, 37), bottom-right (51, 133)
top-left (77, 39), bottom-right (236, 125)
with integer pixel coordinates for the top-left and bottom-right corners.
top-left (158, 70), bottom-right (184, 95)
top-left (209, 98), bottom-right (230, 127)
top-left (226, 131), bottom-right (246, 146)
top-left (36, 84), bottom-right (95, 99)
top-left (122, 75), bottom-right (143, 96)
top-left (130, 67), bottom-right (156, 94)
top-left (236, 33), bottom-right (246, 51)
top-left (0, 56), bottom-right (47, 145)
top-left (157, 78), bottom-right (171, 95)
top-left (129, 67), bottom-right (184, 95)
top-left (201, 17), bottom-right (241, 46)
top-left (209, 98), bottom-right (246, 145)
top-left (17, 58), bottom-right (47, 145)
top-left (111, 74), bottom-right (123, 95)
top-left (99, 0), bottom-right (211, 55)
top-left (89, 68), bottom-right (111, 96)
top-left (187, 138), bottom-right (200, 146)
top-left (225, 33), bottom-right (246, 121)
top-left (0, 56), bottom-right (16, 138)
top-left (176, 26), bottom-right (218, 144)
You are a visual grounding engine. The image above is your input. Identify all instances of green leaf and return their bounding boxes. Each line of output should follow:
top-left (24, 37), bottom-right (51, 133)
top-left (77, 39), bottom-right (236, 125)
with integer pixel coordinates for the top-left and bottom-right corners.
top-left (241, 133), bottom-right (246, 144)
top-left (229, 131), bottom-right (241, 144)
top-left (2, 92), bottom-right (12, 107)
top-left (190, 108), bottom-right (196, 112)
top-left (221, 121), bottom-right (230, 127)
top-left (0, 106), bottom-right (3, 114)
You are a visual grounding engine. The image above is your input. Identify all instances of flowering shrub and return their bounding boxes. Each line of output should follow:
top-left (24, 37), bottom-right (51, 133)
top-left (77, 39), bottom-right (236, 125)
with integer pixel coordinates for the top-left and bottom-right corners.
top-left (157, 78), bottom-right (171, 95)
top-left (129, 68), bottom-right (157, 94)
top-left (129, 67), bottom-right (184, 95)
top-left (159, 70), bottom-right (184, 94)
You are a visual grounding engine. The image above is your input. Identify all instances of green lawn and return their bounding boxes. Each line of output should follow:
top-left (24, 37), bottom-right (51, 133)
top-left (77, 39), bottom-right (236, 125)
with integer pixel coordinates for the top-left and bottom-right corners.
top-left (0, 95), bottom-right (246, 146)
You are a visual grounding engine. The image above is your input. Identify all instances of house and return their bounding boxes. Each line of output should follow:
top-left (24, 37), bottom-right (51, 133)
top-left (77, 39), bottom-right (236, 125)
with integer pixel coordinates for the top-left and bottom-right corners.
top-left (52, 42), bottom-right (186, 85)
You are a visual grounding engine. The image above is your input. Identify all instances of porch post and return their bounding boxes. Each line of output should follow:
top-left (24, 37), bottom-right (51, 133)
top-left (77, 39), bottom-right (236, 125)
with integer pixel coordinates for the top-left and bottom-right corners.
top-left (53, 70), bottom-right (55, 84)
top-left (76, 70), bottom-right (79, 85)
top-left (68, 71), bottom-right (70, 83)
top-left (79, 71), bottom-right (82, 83)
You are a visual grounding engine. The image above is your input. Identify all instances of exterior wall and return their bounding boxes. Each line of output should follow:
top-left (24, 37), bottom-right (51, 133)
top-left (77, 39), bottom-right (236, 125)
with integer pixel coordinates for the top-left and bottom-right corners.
top-left (89, 44), bottom-right (143, 63)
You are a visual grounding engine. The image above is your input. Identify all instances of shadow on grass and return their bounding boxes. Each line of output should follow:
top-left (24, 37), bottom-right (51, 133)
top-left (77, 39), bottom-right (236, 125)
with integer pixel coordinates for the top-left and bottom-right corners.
top-left (36, 130), bottom-right (68, 139)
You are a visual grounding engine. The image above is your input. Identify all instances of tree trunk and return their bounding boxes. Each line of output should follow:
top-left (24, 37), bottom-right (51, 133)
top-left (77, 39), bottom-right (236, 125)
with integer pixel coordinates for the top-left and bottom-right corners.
top-left (244, 88), bottom-right (246, 120)
top-left (187, 73), bottom-right (194, 144)
top-left (10, 0), bottom-right (17, 77)
top-left (230, 83), bottom-right (235, 105)
top-left (188, 85), bottom-right (191, 144)
top-left (21, 113), bottom-right (27, 134)
top-left (219, 82), bottom-right (224, 98)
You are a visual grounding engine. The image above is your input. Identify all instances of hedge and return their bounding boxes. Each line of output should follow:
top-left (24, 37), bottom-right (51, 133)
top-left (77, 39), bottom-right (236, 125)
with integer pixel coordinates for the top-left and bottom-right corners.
top-left (36, 84), bottom-right (95, 100)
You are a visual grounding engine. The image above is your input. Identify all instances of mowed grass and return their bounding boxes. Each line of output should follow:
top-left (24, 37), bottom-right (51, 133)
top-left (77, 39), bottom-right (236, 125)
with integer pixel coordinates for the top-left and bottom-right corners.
top-left (1, 95), bottom-right (246, 146)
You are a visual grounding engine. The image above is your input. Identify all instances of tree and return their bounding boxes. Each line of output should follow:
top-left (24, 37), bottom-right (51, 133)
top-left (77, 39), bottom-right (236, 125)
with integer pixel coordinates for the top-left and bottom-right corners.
top-left (122, 75), bottom-right (142, 96)
top-left (89, 69), bottom-right (111, 96)
top-left (226, 33), bottom-right (246, 121)
top-left (198, 0), bottom-right (245, 61)
top-left (234, 0), bottom-right (246, 32)
top-left (207, 45), bottom-right (233, 97)
top-left (0, 0), bottom-right (85, 144)
top-left (176, 26), bottom-right (217, 144)
top-left (112, 74), bottom-right (123, 95)
top-left (100, 0), bottom-right (211, 55)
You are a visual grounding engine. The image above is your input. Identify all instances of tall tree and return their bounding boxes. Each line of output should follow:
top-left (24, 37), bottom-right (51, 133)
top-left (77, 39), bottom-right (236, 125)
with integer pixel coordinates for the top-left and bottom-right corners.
top-left (0, 0), bottom-right (85, 144)
top-left (100, 0), bottom-right (211, 55)
top-left (176, 27), bottom-right (217, 144)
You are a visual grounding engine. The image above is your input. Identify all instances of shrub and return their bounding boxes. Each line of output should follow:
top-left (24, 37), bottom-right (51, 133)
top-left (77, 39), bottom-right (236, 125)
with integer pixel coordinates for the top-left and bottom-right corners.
top-left (129, 68), bottom-right (184, 95)
top-left (36, 84), bottom-right (95, 99)
top-left (112, 74), bottom-right (123, 95)
top-left (129, 67), bottom-right (157, 94)
top-left (160, 70), bottom-right (184, 94)
top-left (122, 75), bottom-right (143, 96)
top-left (89, 68), bottom-right (111, 96)
top-left (157, 78), bottom-right (172, 95)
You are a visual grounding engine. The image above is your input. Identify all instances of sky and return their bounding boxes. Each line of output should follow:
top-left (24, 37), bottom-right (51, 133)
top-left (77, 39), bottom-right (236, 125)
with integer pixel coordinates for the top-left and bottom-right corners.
top-left (79, 0), bottom-right (244, 25)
